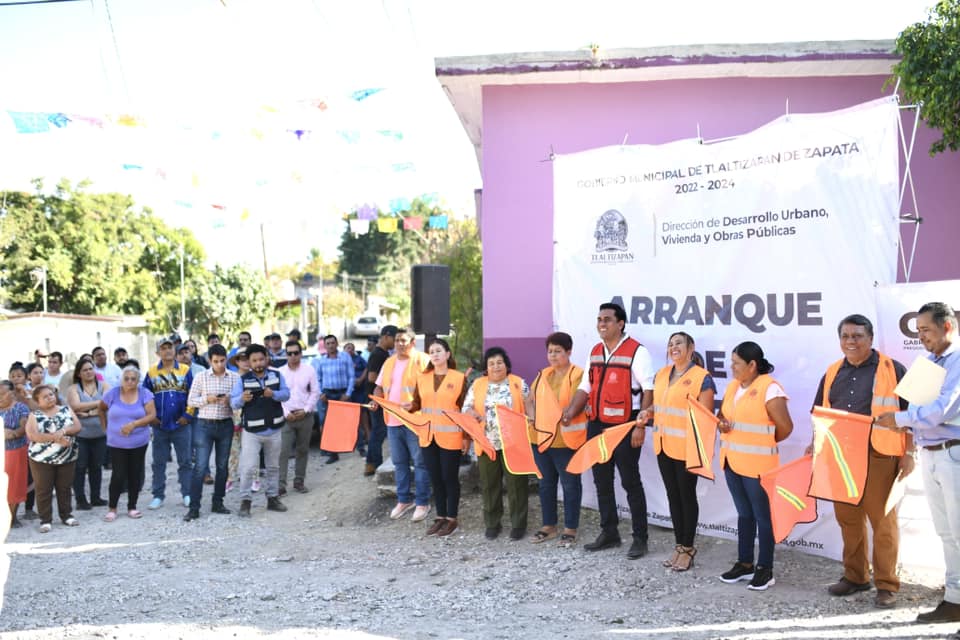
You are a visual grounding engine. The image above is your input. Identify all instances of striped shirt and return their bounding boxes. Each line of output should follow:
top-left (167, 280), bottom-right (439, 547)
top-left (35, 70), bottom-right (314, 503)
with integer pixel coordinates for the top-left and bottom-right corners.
top-left (311, 351), bottom-right (355, 396)
top-left (188, 368), bottom-right (240, 420)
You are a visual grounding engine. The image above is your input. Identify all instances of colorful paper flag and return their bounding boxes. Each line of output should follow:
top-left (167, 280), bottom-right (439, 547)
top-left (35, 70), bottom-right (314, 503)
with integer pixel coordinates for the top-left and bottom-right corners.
top-left (349, 219), bottom-right (370, 235)
top-left (319, 400), bottom-right (361, 452)
top-left (8, 111), bottom-right (50, 134)
top-left (402, 216), bottom-right (423, 230)
top-left (809, 406), bottom-right (872, 505)
top-left (390, 197), bottom-right (412, 214)
top-left (496, 405), bottom-right (541, 477)
top-left (391, 162), bottom-right (415, 172)
top-left (760, 454), bottom-right (818, 543)
top-left (442, 411), bottom-right (496, 460)
top-left (377, 217), bottom-right (398, 233)
top-left (566, 421), bottom-right (634, 474)
top-left (373, 396), bottom-right (431, 445)
top-left (356, 204), bottom-right (377, 220)
top-left (428, 215), bottom-right (448, 230)
top-left (686, 395), bottom-right (718, 480)
top-left (350, 88), bottom-right (383, 101)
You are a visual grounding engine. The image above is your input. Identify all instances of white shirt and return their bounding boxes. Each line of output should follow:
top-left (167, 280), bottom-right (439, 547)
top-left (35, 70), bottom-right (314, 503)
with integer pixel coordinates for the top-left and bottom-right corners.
top-left (44, 370), bottom-right (64, 386)
top-left (577, 334), bottom-right (656, 411)
top-left (94, 363), bottom-right (123, 389)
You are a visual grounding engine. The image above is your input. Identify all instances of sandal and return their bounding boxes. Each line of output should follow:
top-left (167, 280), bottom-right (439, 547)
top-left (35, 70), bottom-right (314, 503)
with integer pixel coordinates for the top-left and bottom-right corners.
top-left (558, 533), bottom-right (577, 548)
top-left (530, 529), bottom-right (558, 543)
top-left (663, 544), bottom-right (682, 568)
top-left (104, 511), bottom-right (117, 522)
top-left (127, 509), bottom-right (143, 519)
top-left (673, 546), bottom-right (697, 572)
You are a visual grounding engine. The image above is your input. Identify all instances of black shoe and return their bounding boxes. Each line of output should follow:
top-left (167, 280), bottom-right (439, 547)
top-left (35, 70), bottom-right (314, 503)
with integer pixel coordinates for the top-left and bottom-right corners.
top-left (325, 454), bottom-right (340, 464)
top-left (747, 565), bottom-right (775, 591)
top-left (75, 498), bottom-right (92, 511)
top-left (484, 524), bottom-right (502, 540)
top-left (238, 500), bottom-right (252, 518)
top-left (584, 531), bottom-right (622, 552)
top-left (102, 463), bottom-right (111, 470)
top-left (509, 527), bottom-right (526, 541)
top-left (90, 498), bottom-right (107, 507)
top-left (183, 510), bottom-right (200, 522)
top-left (917, 600), bottom-right (960, 623)
top-left (211, 504), bottom-right (231, 515)
top-left (357, 446), bottom-right (366, 456)
top-left (267, 497), bottom-right (288, 512)
top-left (278, 486), bottom-right (287, 497)
top-left (627, 537), bottom-right (648, 559)
top-left (719, 562), bottom-right (755, 583)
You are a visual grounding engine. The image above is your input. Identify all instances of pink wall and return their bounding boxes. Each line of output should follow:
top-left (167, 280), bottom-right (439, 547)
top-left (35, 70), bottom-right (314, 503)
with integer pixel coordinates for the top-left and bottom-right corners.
top-left (481, 75), bottom-right (960, 381)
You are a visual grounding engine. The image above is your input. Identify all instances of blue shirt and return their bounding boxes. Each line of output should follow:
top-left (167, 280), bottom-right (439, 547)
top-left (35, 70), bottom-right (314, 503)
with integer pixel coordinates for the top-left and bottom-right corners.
top-left (230, 368), bottom-right (291, 409)
top-left (144, 360), bottom-right (195, 431)
top-left (311, 351), bottom-right (355, 397)
top-left (895, 340), bottom-right (960, 446)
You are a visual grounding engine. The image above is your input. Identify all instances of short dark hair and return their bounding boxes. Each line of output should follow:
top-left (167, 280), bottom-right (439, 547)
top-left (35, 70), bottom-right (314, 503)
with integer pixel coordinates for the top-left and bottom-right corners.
top-left (837, 314), bottom-right (874, 338)
top-left (323, 334), bottom-right (338, 343)
top-left (599, 302), bottom-right (627, 325)
top-left (918, 302), bottom-right (957, 329)
top-left (732, 341), bottom-right (774, 375)
top-left (239, 331), bottom-right (252, 340)
top-left (48, 351), bottom-right (63, 362)
top-left (207, 344), bottom-right (227, 358)
top-left (545, 332), bottom-right (573, 352)
top-left (25, 362), bottom-right (43, 376)
top-left (483, 346), bottom-right (512, 374)
top-left (246, 344), bottom-right (268, 358)
top-left (114, 347), bottom-right (127, 356)
top-left (425, 338), bottom-right (456, 370)
top-left (207, 333), bottom-right (220, 342)
top-left (285, 340), bottom-right (301, 350)
top-left (91, 346), bottom-right (106, 356)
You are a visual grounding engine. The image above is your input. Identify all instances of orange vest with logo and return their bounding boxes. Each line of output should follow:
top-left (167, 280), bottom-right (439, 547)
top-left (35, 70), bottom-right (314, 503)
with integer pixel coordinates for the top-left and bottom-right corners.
top-left (380, 350), bottom-right (429, 404)
top-left (531, 365), bottom-right (588, 449)
top-left (416, 369), bottom-right (466, 450)
top-left (821, 353), bottom-right (903, 456)
top-left (588, 337), bottom-right (642, 424)
top-left (652, 364), bottom-right (709, 460)
top-left (472, 374), bottom-right (525, 456)
top-left (719, 374), bottom-right (780, 477)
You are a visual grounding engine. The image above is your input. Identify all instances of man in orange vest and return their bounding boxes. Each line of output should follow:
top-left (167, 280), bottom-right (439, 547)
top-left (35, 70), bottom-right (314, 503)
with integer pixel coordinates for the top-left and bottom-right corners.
top-left (811, 314), bottom-right (912, 609)
top-left (562, 302), bottom-right (655, 558)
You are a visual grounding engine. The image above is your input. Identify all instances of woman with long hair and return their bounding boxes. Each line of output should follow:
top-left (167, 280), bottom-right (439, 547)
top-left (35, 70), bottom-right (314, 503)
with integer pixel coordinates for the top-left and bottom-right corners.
top-left (67, 359), bottom-right (110, 510)
top-left (1, 379), bottom-right (30, 528)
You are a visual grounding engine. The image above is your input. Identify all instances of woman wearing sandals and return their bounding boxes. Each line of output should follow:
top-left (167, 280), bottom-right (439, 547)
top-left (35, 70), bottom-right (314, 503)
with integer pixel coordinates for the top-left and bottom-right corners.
top-left (67, 359), bottom-right (110, 510)
top-left (2, 380), bottom-right (31, 529)
top-left (525, 332), bottom-right (587, 548)
top-left (409, 338), bottom-right (469, 537)
top-left (636, 332), bottom-right (716, 571)
top-left (24, 385), bottom-right (81, 532)
top-left (98, 365), bottom-right (156, 521)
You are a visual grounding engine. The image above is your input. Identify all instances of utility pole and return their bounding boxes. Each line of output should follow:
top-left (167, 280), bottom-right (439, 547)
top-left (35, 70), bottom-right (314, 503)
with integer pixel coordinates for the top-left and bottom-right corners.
top-left (260, 222), bottom-right (269, 277)
top-left (179, 243), bottom-right (186, 334)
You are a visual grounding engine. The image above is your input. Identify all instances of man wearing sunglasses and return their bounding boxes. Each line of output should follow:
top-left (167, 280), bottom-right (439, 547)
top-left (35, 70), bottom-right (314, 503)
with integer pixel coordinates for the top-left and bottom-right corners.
top-left (278, 340), bottom-right (320, 495)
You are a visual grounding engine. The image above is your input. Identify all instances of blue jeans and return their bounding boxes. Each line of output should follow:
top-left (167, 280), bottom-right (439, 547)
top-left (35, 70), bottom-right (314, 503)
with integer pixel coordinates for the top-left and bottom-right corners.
top-left (921, 446), bottom-right (960, 603)
top-left (533, 446), bottom-right (581, 530)
top-left (366, 407), bottom-right (386, 467)
top-left (151, 425), bottom-right (193, 500)
top-left (724, 465), bottom-right (774, 568)
top-left (388, 425), bottom-right (429, 505)
top-left (189, 418), bottom-right (234, 509)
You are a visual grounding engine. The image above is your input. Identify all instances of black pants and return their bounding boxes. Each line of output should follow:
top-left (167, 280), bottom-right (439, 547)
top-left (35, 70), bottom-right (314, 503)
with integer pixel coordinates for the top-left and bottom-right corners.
top-left (421, 442), bottom-right (461, 518)
top-left (109, 445), bottom-right (148, 510)
top-left (74, 436), bottom-right (106, 502)
top-left (588, 418), bottom-right (648, 540)
top-left (657, 451), bottom-right (699, 546)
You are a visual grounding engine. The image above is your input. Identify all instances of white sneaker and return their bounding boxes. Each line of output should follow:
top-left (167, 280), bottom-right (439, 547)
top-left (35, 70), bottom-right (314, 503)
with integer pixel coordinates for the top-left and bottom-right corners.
top-left (183, 495), bottom-right (191, 507)
top-left (411, 505), bottom-right (431, 522)
top-left (148, 497), bottom-right (163, 510)
top-left (390, 502), bottom-right (414, 519)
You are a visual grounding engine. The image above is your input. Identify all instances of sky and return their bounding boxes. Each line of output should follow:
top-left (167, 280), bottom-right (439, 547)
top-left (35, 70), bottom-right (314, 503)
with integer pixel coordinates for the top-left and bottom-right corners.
top-left (0, 0), bottom-right (936, 271)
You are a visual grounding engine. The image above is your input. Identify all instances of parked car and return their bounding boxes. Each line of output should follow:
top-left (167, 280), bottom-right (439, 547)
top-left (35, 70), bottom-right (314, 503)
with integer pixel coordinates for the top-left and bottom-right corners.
top-left (351, 315), bottom-right (382, 338)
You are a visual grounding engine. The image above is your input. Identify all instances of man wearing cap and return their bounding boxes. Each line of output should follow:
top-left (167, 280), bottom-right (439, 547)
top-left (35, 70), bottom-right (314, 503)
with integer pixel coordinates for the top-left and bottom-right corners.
top-left (178, 343), bottom-right (206, 377)
top-left (227, 331), bottom-right (252, 372)
top-left (266, 333), bottom-right (287, 368)
top-left (311, 335), bottom-right (355, 464)
top-left (145, 336), bottom-right (196, 510)
top-left (363, 326), bottom-right (395, 476)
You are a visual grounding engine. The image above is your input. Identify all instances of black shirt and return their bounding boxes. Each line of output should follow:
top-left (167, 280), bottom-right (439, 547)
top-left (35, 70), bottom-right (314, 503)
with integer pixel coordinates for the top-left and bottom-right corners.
top-left (812, 350), bottom-right (908, 415)
top-left (364, 346), bottom-right (389, 396)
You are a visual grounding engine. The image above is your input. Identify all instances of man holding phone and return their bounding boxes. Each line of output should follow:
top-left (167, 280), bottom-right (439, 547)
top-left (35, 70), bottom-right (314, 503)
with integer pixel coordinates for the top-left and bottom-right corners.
top-left (185, 344), bottom-right (240, 521)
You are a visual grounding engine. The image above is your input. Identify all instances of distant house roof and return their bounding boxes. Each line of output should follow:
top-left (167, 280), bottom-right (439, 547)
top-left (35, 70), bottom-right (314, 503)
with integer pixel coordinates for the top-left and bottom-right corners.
top-left (0, 311), bottom-right (148, 327)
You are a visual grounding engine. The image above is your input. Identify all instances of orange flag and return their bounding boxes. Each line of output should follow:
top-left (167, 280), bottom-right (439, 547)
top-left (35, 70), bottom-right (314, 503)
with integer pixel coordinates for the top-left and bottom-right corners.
top-left (531, 379), bottom-right (560, 453)
top-left (496, 406), bottom-right (541, 478)
top-left (685, 395), bottom-right (718, 480)
top-left (566, 421), bottom-right (634, 475)
top-left (809, 406), bottom-right (872, 505)
top-left (371, 396), bottom-right (432, 446)
top-left (319, 400), bottom-right (361, 453)
top-left (760, 454), bottom-right (818, 543)
top-left (442, 410), bottom-right (497, 460)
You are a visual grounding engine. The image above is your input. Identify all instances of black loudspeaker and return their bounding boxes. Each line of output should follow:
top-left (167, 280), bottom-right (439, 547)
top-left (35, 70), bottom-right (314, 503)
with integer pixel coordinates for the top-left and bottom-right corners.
top-left (411, 264), bottom-right (451, 335)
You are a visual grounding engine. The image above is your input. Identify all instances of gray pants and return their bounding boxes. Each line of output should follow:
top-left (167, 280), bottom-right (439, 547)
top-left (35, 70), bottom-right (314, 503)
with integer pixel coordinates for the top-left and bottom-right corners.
top-left (280, 414), bottom-right (313, 489)
top-left (238, 429), bottom-right (281, 501)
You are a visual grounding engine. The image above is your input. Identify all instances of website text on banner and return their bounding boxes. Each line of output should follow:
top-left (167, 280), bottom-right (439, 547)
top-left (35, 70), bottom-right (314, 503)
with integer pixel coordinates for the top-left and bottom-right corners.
top-left (553, 98), bottom-right (901, 562)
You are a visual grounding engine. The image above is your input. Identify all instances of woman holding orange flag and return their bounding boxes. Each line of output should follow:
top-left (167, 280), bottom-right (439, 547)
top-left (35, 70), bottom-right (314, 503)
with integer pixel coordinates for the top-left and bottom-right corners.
top-left (524, 332), bottom-right (587, 547)
top-left (408, 339), bottom-right (468, 537)
top-left (636, 332), bottom-right (715, 571)
top-left (716, 341), bottom-right (793, 591)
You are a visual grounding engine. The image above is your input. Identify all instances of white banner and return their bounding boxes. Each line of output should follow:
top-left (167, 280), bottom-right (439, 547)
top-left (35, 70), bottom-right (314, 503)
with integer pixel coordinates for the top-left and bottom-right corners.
top-left (553, 98), bottom-right (901, 561)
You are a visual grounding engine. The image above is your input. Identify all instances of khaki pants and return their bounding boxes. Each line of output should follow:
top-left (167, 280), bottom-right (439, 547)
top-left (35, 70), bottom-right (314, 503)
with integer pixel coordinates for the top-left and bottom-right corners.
top-left (280, 415), bottom-right (313, 488)
top-left (834, 450), bottom-right (901, 591)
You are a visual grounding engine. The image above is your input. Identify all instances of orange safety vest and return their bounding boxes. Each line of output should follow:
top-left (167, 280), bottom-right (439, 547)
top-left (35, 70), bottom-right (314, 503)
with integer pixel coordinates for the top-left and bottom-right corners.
top-left (652, 364), bottom-right (709, 460)
top-left (380, 349), bottom-right (429, 404)
top-left (530, 365), bottom-right (588, 449)
top-left (719, 374), bottom-right (781, 477)
top-left (588, 337), bottom-right (642, 424)
top-left (416, 369), bottom-right (466, 450)
top-left (471, 374), bottom-right (525, 456)
top-left (821, 353), bottom-right (904, 456)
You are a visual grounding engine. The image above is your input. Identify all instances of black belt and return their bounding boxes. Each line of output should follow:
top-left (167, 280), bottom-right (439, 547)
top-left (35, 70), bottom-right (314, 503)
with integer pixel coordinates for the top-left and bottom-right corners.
top-left (324, 388), bottom-right (347, 394)
top-left (922, 439), bottom-right (960, 452)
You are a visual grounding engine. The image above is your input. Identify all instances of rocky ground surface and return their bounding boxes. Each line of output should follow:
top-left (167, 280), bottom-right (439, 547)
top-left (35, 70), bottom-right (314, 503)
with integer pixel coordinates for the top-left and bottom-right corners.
top-left (0, 445), bottom-right (956, 640)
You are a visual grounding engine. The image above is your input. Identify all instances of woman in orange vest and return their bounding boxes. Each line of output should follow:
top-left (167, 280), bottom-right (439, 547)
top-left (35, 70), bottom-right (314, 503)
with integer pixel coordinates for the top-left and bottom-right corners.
top-left (464, 347), bottom-right (530, 541)
top-left (408, 338), bottom-right (468, 537)
top-left (524, 332), bottom-right (587, 547)
top-left (636, 332), bottom-right (715, 571)
top-left (717, 341), bottom-right (793, 591)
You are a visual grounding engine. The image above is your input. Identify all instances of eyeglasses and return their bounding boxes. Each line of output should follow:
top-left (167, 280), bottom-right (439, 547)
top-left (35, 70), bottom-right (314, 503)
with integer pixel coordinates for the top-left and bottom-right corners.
top-left (286, 351), bottom-right (301, 356)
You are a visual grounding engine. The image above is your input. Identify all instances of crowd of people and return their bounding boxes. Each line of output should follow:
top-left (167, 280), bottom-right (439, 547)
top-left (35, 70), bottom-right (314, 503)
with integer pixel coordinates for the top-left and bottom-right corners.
top-left (3, 301), bottom-right (960, 630)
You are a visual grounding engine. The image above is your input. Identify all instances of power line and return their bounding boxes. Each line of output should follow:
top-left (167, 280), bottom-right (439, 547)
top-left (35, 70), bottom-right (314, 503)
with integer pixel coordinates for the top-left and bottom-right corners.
top-left (0, 0), bottom-right (88, 6)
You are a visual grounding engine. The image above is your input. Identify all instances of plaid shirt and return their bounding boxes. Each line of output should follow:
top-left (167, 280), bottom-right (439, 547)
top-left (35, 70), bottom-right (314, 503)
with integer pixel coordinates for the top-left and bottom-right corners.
top-left (311, 350), bottom-right (355, 396)
top-left (188, 368), bottom-right (240, 420)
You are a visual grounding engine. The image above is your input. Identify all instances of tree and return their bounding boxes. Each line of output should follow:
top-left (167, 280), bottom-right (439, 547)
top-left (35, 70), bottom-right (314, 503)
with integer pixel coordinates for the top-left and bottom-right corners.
top-left (434, 219), bottom-right (482, 365)
top-left (187, 264), bottom-right (275, 339)
top-left (893, 0), bottom-right (960, 155)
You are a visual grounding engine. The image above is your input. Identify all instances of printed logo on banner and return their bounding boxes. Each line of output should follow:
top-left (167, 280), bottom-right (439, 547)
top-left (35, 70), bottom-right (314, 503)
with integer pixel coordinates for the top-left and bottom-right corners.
top-left (897, 307), bottom-right (960, 352)
top-left (592, 209), bottom-right (635, 264)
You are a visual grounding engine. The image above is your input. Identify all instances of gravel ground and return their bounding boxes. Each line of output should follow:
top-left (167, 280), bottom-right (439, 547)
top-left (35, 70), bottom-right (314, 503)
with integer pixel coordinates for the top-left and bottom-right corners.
top-left (0, 445), bottom-right (955, 640)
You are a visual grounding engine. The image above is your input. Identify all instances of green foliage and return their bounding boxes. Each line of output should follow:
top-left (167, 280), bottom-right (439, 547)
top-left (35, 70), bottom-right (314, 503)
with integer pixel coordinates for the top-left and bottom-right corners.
top-left (271, 248), bottom-right (339, 285)
top-left (187, 264), bottom-right (274, 338)
top-left (320, 285), bottom-right (364, 321)
top-left (892, 0), bottom-right (960, 155)
top-left (434, 219), bottom-right (482, 365)
top-left (0, 180), bottom-right (205, 331)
